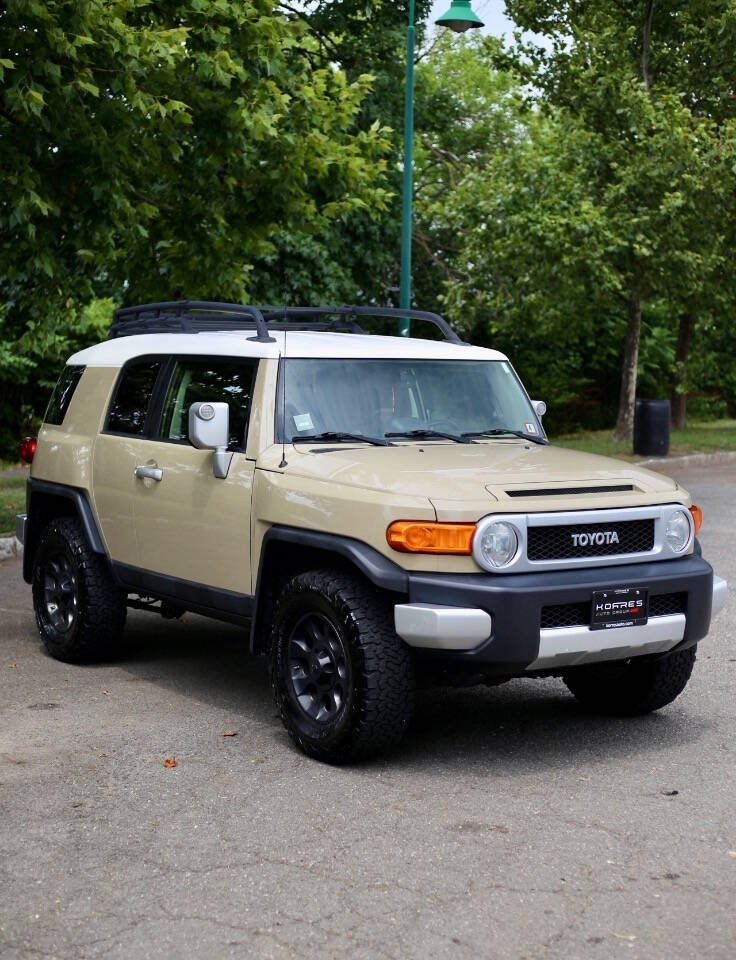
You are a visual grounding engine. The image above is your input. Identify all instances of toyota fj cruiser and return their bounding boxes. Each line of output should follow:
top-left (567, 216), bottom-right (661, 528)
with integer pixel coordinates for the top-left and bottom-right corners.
top-left (16, 301), bottom-right (728, 762)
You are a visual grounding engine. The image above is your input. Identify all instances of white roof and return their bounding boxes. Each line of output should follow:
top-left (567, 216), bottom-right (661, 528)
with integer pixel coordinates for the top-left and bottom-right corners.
top-left (68, 329), bottom-right (507, 366)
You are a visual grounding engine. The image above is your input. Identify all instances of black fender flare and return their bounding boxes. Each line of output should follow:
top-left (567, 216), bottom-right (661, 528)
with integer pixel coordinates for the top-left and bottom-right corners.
top-left (249, 525), bottom-right (409, 653)
top-left (23, 479), bottom-right (107, 583)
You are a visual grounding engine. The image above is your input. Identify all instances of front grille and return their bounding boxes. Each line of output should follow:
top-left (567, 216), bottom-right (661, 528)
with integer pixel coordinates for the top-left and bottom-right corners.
top-left (540, 591), bottom-right (687, 629)
top-left (527, 518), bottom-right (655, 561)
top-left (540, 602), bottom-right (590, 629)
top-left (649, 592), bottom-right (687, 618)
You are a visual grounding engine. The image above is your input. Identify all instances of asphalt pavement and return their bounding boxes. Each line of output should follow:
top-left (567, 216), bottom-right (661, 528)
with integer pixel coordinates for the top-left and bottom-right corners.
top-left (1, 462), bottom-right (734, 960)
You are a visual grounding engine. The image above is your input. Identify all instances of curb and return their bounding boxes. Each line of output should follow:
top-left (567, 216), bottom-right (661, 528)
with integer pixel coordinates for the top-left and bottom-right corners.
top-left (0, 536), bottom-right (23, 562)
top-left (639, 451), bottom-right (736, 471)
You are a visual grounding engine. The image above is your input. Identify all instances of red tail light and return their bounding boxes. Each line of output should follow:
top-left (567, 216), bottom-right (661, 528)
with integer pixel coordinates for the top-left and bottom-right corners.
top-left (18, 436), bottom-right (37, 465)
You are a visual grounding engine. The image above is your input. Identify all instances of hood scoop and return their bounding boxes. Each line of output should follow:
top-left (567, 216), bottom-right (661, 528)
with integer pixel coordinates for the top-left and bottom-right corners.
top-left (505, 484), bottom-right (636, 498)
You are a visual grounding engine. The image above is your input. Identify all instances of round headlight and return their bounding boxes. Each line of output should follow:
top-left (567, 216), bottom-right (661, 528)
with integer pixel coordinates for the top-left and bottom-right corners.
top-left (477, 521), bottom-right (519, 568)
top-left (665, 509), bottom-right (691, 553)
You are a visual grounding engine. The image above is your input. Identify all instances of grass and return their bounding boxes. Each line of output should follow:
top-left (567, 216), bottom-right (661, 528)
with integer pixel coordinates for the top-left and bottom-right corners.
top-left (552, 418), bottom-right (736, 461)
top-left (0, 475), bottom-right (26, 537)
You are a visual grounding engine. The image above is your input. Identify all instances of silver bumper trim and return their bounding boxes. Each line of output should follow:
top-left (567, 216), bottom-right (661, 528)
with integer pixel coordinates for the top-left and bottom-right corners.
top-left (15, 513), bottom-right (27, 545)
top-left (394, 604), bottom-right (492, 650)
top-left (712, 575), bottom-right (728, 618)
top-left (528, 614), bottom-right (686, 671)
top-left (396, 576), bottom-right (725, 660)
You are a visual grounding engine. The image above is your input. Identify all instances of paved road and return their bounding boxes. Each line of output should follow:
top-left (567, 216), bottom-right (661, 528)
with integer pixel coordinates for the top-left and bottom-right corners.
top-left (1, 463), bottom-right (734, 960)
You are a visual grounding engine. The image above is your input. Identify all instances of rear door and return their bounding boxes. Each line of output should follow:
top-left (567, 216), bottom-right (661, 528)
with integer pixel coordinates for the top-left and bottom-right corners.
top-left (92, 357), bottom-right (166, 567)
top-left (131, 356), bottom-right (258, 596)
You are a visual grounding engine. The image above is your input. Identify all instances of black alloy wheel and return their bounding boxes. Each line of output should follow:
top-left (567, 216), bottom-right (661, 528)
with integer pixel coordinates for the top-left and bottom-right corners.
top-left (40, 551), bottom-right (78, 635)
top-left (270, 569), bottom-right (415, 763)
top-left (286, 612), bottom-right (350, 724)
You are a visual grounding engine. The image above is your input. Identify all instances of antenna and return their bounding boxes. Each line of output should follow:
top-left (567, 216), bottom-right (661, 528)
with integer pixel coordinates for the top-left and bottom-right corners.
top-left (278, 328), bottom-right (288, 469)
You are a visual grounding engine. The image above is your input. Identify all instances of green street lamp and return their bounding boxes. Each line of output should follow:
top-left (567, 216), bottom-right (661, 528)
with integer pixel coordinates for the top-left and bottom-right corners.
top-left (435, 0), bottom-right (485, 33)
top-left (398, 0), bottom-right (484, 336)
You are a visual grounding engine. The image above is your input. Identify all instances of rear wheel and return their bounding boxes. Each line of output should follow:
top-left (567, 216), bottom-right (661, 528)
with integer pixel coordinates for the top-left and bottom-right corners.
top-left (270, 569), bottom-right (415, 763)
top-left (32, 517), bottom-right (126, 663)
top-left (563, 646), bottom-right (697, 715)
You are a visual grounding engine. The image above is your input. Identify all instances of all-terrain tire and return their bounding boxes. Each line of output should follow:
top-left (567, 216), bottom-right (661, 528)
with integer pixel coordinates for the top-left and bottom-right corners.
top-left (563, 646), bottom-right (697, 715)
top-left (32, 517), bottom-right (127, 663)
top-left (270, 569), bottom-right (415, 763)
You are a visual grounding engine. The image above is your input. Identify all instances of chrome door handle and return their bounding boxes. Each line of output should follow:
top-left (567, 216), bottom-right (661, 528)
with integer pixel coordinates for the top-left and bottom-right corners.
top-left (134, 464), bottom-right (163, 482)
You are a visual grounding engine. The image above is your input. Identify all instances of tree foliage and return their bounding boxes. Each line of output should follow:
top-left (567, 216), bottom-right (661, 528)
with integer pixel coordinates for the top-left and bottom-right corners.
top-left (411, 29), bottom-right (736, 433)
top-left (0, 0), bottom-right (393, 452)
top-left (496, 0), bottom-right (736, 436)
top-left (1, 2), bottom-right (735, 455)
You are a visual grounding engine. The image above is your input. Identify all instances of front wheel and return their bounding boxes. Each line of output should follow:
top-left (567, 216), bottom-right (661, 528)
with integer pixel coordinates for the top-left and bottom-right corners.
top-left (32, 517), bottom-right (126, 663)
top-left (563, 646), bottom-right (697, 715)
top-left (270, 569), bottom-right (415, 763)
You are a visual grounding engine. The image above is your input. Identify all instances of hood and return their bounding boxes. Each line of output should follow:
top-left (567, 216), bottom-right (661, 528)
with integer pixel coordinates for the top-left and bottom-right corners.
top-left (266, 440), bottom-right (682, 519)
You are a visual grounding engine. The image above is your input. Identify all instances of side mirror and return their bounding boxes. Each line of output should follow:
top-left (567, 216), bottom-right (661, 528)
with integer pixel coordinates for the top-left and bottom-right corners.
top-left (532, 399), bottom-right (546, 419)
top-left (188, 401), bottom-right (233, 479)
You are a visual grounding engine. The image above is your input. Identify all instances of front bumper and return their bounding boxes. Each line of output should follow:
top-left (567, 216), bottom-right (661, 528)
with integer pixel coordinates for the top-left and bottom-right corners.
top-left (15, 513), bottom-right (26, 544)
top-left (394, 554), bottom-right (724, 675)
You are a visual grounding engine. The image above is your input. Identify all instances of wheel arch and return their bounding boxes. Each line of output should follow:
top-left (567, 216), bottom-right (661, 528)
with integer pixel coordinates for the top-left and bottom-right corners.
top-left (24, 479), bottom-right (107, 583)
top-left (249, 526), bottom-right (408, 655)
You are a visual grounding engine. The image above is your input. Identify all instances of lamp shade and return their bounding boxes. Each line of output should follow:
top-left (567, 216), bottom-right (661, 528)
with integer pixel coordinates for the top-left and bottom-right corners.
top-left (435, 0), bottom-right (484, 33)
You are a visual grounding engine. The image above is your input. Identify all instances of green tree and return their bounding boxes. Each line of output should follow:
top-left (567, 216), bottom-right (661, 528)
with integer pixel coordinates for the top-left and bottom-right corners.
top-left (412, 33), bottom-right (736, 435)
top-left (254, 1), bottom-right (433, 306)
top-left (0, 0), bottom-right (391, 454)
top-left (498, 1), bottom-right (736, 437)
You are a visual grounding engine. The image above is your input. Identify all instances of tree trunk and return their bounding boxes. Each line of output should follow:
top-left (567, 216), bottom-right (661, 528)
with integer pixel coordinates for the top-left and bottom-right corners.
top-left (670, 312), bottom-right (693, 429)
top-left (613, 292), bottom-right (643, 441)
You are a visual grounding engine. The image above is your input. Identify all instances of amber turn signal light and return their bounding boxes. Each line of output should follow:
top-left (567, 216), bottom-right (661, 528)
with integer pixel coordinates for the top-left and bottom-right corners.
top-left (386, 520), bottom-right (475, 554)
top-left (689, 504), bottom-right (703, 535)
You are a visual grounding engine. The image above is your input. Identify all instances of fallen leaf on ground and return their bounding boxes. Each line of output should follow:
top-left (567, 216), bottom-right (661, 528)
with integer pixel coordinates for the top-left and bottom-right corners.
top-left (163, 757), bottom-right (177, 768)
top-left (222, 730), bottom-right (238, 738)
top-left (662, 789), bottom-right (679, 796)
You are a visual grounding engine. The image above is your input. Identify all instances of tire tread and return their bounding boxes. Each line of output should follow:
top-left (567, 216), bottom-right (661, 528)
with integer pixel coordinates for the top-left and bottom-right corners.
top-left (33, 517), bottom-right (126, 663)
top-left (564, 646), bottom-right (697, 715)
top-left (271, 569), bottom-right (414, 762)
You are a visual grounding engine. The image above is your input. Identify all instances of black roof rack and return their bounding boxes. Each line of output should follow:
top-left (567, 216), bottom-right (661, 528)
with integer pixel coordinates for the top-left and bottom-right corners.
top-left (110, 300), bottom-right (275, 343)
top-left (109, 301), bottom-right (463, 344)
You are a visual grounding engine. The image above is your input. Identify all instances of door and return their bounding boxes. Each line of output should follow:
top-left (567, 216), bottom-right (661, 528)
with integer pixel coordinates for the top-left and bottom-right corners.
top-left (92, 357), bottom-right (166, 567)
top-left (131, 356), bottom-right (259, 596)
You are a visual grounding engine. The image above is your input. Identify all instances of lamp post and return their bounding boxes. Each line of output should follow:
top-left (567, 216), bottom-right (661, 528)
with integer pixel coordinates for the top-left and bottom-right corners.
top-left (398, 0), bottom-right (484, 336)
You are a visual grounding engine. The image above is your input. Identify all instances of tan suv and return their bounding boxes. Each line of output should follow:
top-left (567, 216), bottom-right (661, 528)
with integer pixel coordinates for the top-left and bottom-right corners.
top-left (16, 301), bottom-right (728, 762)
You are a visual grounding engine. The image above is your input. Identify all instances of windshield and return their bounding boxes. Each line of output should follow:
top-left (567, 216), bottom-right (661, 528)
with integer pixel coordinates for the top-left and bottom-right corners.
top-left (279, 359), bottom-right (542, 443)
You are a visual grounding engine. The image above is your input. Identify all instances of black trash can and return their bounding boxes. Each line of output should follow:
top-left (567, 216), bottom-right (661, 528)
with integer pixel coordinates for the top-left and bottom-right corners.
top-left (633, 398), bottom-right (670, 456)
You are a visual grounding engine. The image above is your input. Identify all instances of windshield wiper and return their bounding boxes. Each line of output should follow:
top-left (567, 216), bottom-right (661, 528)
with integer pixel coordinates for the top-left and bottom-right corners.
top-left (292, 431), bottom-right (394, 447)
top-left (462, 428), bottom-right (548, 446)
top-left (385, 428), bottom-right (473, 444)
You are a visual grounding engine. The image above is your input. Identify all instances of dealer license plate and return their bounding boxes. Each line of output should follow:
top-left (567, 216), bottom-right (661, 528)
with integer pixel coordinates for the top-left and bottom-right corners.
top-left (590, 588), bottom-right (648, 631)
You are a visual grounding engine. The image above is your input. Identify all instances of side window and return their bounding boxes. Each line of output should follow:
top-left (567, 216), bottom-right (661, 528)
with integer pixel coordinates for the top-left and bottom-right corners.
top-left (159, 358), bottom-right (258, 451)
top-left (106, 359), bottom-right (163, 435)
top-left (45, 365), bottom-right (85, 426)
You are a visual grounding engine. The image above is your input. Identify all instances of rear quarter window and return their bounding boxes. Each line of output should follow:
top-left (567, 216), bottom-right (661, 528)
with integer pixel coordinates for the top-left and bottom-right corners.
top-left (44, 365), bottom-right (86, 426)
top-left (106, 359), bottom-right (163, 435)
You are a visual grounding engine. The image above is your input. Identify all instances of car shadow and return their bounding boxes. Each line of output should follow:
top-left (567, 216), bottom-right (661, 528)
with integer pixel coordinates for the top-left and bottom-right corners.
top-left (113, 610), bottom-right (273, 716)
top-left (104, 610), bottom-right (709, 774)
top-left (392, 680), bottom-right (708, 774)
